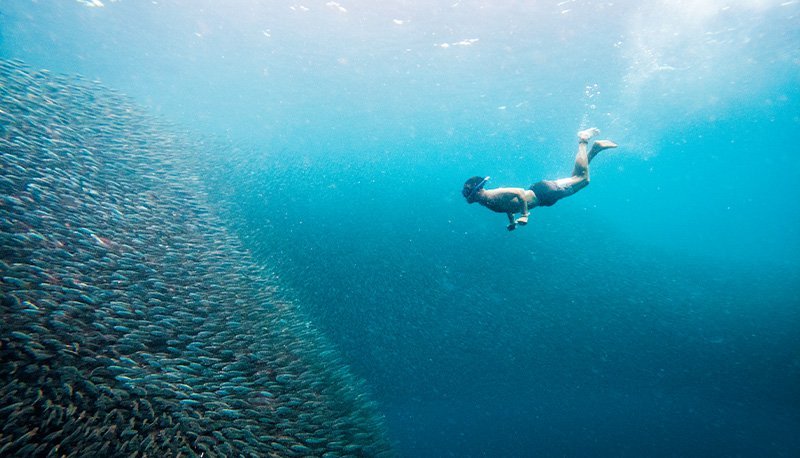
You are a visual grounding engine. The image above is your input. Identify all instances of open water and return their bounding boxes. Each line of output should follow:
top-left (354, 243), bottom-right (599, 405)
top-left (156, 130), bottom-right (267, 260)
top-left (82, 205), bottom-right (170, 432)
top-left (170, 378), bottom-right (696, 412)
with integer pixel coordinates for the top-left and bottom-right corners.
top-left (1, 1), bottom-right (799, 456)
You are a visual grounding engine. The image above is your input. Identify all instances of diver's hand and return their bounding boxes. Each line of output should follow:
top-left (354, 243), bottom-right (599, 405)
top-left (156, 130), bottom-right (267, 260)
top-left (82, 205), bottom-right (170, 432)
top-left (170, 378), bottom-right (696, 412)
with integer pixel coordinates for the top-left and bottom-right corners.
top-left (507, 223), bottom-right (516, 231)
top-left (515, 215), bottom-right (528, 226)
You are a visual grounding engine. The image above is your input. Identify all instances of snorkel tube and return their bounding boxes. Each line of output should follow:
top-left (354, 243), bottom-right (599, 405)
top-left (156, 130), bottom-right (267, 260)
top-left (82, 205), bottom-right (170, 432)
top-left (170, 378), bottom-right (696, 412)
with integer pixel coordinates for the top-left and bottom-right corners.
top-left (467, 176), bottom-right (490, 201)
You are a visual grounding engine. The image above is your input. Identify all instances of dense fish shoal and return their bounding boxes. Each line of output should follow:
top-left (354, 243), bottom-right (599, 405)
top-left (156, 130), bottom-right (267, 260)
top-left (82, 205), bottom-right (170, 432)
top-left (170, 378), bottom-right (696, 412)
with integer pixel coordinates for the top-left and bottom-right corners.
top-left (0, 59), bottom-right (391, 457)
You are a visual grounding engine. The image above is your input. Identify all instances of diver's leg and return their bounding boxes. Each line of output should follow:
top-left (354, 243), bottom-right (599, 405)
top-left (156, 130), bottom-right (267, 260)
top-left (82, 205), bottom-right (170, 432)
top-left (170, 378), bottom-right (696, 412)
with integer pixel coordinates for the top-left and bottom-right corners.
top-left (577, 128), bottom-right (617, 163)
top-left (545, 129), bottom-right (618, 204)
top-left (570, 136), bottom-right (591, 181)
top-left (555, 131), bottom-right (615, 196)
top-left (572, 128), bottom-right (618, 178)
top-left (550, 139), bottom-right (590, 198)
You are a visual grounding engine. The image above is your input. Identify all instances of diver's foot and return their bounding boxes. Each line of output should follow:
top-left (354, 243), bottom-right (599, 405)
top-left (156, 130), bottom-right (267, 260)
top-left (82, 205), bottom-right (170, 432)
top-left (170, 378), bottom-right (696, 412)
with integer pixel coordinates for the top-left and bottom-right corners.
top-left (507, 223), bottom-right (516, 231)
top-left (590, 140), bottom-right (618, 153)
top-left (588, 140), bottom-right (617, 161)
top-left (578, 127), bottom-right (600, 143)
top-left (515, 216), bottom-right (528, 226)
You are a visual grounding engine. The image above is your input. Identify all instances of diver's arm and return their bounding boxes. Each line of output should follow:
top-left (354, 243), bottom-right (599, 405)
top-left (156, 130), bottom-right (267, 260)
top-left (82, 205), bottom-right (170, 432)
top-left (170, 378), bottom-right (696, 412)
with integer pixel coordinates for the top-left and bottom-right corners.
top-left (515, 190), bottom-right (529, 225)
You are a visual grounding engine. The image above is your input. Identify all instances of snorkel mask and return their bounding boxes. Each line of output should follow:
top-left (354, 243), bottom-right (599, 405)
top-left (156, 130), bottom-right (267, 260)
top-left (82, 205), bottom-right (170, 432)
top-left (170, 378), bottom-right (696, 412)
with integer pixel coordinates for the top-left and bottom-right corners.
top-left (467, 176), bottom-right (490, 201)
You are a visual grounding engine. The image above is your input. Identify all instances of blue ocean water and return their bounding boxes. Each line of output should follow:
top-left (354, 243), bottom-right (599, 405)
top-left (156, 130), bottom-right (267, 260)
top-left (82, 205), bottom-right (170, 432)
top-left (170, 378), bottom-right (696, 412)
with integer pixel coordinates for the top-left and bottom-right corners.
top-left (2, 1), bottom-right (799, 456)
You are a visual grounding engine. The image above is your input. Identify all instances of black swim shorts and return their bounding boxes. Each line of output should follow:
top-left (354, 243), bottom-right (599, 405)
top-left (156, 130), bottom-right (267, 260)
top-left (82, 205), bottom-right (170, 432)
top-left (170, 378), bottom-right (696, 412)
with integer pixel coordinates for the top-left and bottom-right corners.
top-left (530, 180), bottom-right (574, 207)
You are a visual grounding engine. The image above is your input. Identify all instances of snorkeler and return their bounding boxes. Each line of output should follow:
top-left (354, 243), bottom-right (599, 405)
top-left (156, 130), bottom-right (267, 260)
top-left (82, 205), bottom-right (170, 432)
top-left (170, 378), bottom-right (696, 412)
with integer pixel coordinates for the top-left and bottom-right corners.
top-left (462, 128), bottom-right (617, 231)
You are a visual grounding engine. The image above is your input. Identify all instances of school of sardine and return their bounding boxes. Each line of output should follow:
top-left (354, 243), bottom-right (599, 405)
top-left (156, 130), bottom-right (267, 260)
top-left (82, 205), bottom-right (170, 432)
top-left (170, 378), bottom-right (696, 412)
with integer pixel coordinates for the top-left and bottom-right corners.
top-left (0, 59), bottom-right (392, 457)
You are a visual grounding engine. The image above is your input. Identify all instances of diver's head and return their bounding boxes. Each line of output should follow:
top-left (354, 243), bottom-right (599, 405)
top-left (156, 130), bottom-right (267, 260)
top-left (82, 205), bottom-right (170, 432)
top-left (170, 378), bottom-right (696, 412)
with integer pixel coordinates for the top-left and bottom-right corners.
top-left (462, 176), bottom-right (490, 203)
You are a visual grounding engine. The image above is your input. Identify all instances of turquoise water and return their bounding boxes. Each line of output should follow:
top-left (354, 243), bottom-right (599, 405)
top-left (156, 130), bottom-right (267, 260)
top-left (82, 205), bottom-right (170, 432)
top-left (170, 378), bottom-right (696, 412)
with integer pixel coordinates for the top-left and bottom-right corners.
top-left (2, 1), bottom-right (799, 456)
